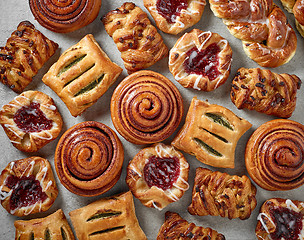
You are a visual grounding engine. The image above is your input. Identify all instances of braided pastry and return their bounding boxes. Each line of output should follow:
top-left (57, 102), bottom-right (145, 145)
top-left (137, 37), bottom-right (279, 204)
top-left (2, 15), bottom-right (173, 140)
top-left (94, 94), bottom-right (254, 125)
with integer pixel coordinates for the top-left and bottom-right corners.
top-left (102, 2), bottom-right (168, 74)
top-left (188, 167), bottom-right (257, 220)
top-left (157, 211), bottom-right (226, 240)
top-left (55, 121), bottom-right (124, 196)
top-left (29, 0), bottom-right (102, 33)
top-left (231, 68), bottom-right (301, 118)
top-left (245, 119), bottom-right (304, 191)
top-left (209, 0), bottom-right (297, 67)
top-left (0, 21), bottom-right (58, 93)
top-left (111, 70), bottom-right (183, 145)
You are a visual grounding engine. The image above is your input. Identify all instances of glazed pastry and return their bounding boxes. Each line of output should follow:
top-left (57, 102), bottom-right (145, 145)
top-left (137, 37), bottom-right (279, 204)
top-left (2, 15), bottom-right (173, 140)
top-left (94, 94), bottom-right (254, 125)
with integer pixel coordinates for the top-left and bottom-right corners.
top-left (169, 29), bottom-right (232, 91)
top-left (143, 0), bottom-right (206, 35)
top-left (0, 156), bottom-right (58, 217)
top-left (256, 198), bottom-right (304, 240)
top-left (55, 121), bottom-right (124, 196)
top-left (15, 209), bottom-right (75, 240)
top-left (126, 143), bottom-right (189, 210)
top-left (69, 191), bottom-right (147, 240)
top-left (0, 90), bottom-right (63, 152)
top-left (102, 2), bottom-right (168, 74)
top-left (172, 97), bottom-right (252, 168)
top-left (245, 119), bottom-right (304, 191)
top-left (209, 0), bottom-right (297, 67)
top-left (157, 211), bottom-right (226, 240)
top-left (42, 34), bottom-right (122, 117)
top-left (29, 0), bottom-right (102, 33)
top-left (111, 70), bottom-right (183, 145)
top-left (188, 167), bottom-right (257, 220)
top-left (0, 21), bottom-right (58, 93)
top-left (231, 68), bottom-right (301, 118)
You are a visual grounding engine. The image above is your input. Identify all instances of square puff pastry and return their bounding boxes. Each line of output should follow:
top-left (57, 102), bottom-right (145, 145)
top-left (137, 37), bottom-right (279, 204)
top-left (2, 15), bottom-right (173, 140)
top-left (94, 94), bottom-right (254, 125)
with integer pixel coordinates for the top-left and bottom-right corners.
top-left (69, 191), bottom-right (147, 240)
top-left (42, 34), bottom-right (122, 117)
top-left (172, 97), bottom-right (252, 168)
top-left (14, 209), bottom-right (75, 240)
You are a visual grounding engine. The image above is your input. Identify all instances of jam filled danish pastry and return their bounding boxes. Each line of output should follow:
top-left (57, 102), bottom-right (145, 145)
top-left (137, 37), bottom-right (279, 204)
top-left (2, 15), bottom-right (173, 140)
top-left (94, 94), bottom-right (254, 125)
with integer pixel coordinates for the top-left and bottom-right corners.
top-left (0, 156), bottom-right (58, 217)
top-left (126, 143), bottom-right (189, 210)
top-left (169, 29), bottom-right (232, 91)
top-left (0, 90), bottom-right (63, 152)
top-left (0, 21), bottom-right (58, 93)
top-left (143, 0), bottom-right (206, 35)
top-left (102, 2), bottom-right (168, 74)
top-left (188, 167), bottom-right (257, 220)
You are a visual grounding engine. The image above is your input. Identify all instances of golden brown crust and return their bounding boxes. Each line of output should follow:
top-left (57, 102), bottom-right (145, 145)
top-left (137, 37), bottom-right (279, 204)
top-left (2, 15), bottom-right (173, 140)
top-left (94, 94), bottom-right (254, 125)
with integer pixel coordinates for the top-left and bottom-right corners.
top-left (188, 167), bottom-right (257, 220)
top-left (0, 156), bottom-right (58, 217)
top-left (111, 70), bottom-right (183, 145)
top-left (14, 209), bottom-right (75, 240)
top-left (230, 68), bottom-right (301, 118)
top-left (157, 211), bottom-right (226, 240)
top-left (143, 0), bottom-right (206, 34)
top-left (126, 143), bottom-right (189, 210)
top-left (0, 21), bottom-right (58, 93)
top-left (172, 97), bottom-right (252, 168)
top-left (0, 90), bottom-right (63, 152)
top-left (42, 34), bottom-right (122, 117)
top-left (102, 2), bottom-right (168, 74)
top-left (245, 119), bottom-right (304, 191)
top-left (55, 121), bottom-right (124, 197)
top-left (169, 29), bottom-right (232, 91)
top-left (69, 191), bottom-right (147, 240)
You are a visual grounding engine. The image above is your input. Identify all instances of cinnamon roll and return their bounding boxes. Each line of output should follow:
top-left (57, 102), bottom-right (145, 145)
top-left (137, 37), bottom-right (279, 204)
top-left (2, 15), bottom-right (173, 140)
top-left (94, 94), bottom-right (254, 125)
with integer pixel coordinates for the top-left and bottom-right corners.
top-left (111, 70), bottom-right (183, 145)
top-left (55, 121), bottom-right (124, 196)
top-left (245, 119), bottom-right (304, 191)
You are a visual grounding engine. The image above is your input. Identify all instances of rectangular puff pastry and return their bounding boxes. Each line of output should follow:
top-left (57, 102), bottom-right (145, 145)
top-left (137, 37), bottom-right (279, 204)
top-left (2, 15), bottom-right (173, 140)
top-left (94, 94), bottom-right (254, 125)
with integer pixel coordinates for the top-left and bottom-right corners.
top-left (69, 191), bottom-right (147, 240)
top-left (42, 34), bottom-right (122, 117)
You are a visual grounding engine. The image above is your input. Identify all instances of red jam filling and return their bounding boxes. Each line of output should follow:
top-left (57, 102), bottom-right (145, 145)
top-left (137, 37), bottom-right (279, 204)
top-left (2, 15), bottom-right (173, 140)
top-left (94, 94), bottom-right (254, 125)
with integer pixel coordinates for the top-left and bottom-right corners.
top-left (156, 0), bottom-right (188, 24)
top-left (269, 206), bottom-right (303, 240)
top-left (184, 43), bottom-right (221, 81)
top-left (6, 175), bottom-right (47, 211)
top-left (13, 102), bottom-right (53, 133)
top-left (143, 156), bottom-right (180, 190)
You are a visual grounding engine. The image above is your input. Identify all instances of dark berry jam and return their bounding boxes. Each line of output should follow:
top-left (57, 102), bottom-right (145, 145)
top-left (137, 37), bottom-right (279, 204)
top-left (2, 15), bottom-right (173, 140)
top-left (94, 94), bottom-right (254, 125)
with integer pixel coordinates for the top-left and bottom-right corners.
top-left (156, 0), bottom-right (188, 24)
top-left (269, 206), bottom-right (303, 240)
top-left (6, 175), bottom-right (47, 211)
top-left (143, 156), bottom-right (180, 190)
top-left (184, 43), bottom-right (221, 81)
top-left (13, 102), bottom-right (53, 133)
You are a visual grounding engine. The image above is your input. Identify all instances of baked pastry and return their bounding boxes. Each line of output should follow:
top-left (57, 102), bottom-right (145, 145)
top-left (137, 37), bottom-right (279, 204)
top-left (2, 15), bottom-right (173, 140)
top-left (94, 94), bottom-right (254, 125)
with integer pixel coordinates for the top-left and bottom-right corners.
top-left (102, 2), bottom-right (168, 74)
top-left (209, 0), bottom-right (297, 67)
top-left (0, 21), bottom-right (58, 93)
top-left (256, 198), bottom-right (304, 240)
top-left (231, 68), bottom-right (301, 118)
top-left (157, 211), bottom-right (226, 240)
top-left (188, 167), bottom-right (257, 220)
top-left (0, 156), bottom-right (58, 217)
top-left (143, 0), bottom-right (206, 34)
top-left (0, 90), bottom-right (63, 152)
top-left (245, 119), bottom-right (304, 191)
top-left (15, 209), bottom-right (75, 240)
top-left (111, 70), bottom-right (183, 145)
top-left (126, 143), bottom-right (189, 210)
top-left (69, 191), bottom-right (147, 240)
top-left (172, 97), bottom-right (252, 168)
top-left (55, 121), bottom-right (124, 196)
top-left (29, 0), bottom-right (102, 33)
top-left (169, 29), bottom-right (232, 91)
top-left (43, 34), bottom-right (122, 117)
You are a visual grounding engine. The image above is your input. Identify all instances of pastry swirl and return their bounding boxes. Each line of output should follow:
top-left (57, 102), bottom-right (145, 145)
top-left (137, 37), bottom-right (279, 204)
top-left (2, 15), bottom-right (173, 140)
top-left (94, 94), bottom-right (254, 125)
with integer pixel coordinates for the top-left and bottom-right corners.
top-left (55, 121), bottom-right (124, 196)
top-left (111, 70), bottom-right (183, 145)
top-left (29, 0), bottom-right (102, 33)
top-left (245, 119), bottom-right (304, 191)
